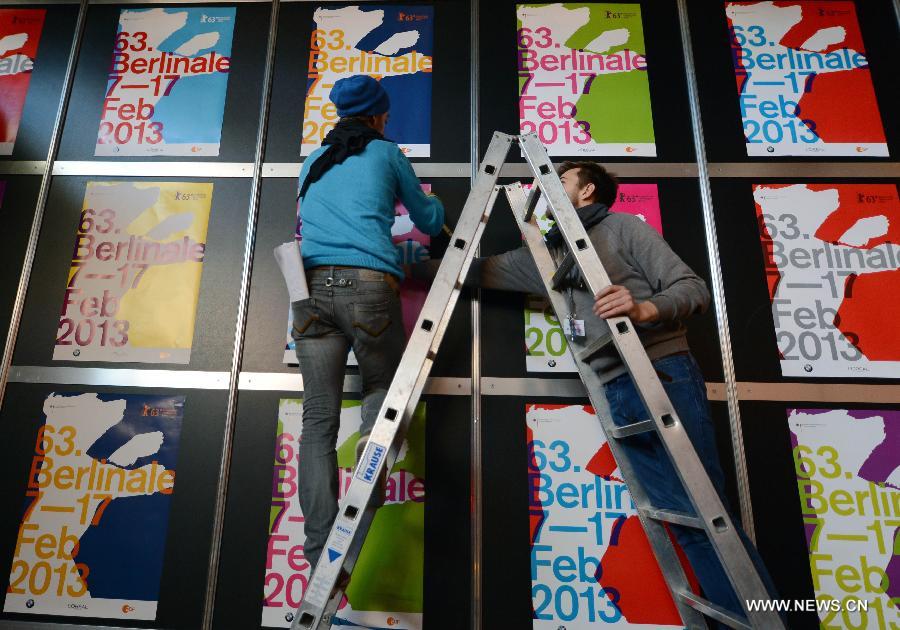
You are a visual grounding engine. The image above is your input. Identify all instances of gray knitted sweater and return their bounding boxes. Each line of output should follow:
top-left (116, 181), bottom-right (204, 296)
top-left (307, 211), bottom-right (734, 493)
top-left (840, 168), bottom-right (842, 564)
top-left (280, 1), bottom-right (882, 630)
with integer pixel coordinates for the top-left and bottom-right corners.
top-left (412, 204), bottom-right (711, 383)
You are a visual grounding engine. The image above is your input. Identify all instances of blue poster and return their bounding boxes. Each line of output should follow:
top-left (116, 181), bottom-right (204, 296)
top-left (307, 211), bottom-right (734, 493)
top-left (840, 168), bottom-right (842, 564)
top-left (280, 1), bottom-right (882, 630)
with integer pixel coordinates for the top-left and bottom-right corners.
top-left (3, 393), bottom-right (184, 620)
top-left (96, 7), bottom-right (235, 156)
top-left (303, 5), bottom-right (433, 157)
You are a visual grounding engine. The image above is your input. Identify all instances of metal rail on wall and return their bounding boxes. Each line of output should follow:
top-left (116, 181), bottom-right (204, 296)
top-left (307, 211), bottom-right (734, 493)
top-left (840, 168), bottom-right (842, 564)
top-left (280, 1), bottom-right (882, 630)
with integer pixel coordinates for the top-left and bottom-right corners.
top-left (676, 0), bottom-right (756, 541)
top-left (0, 0), bottom-right (89, 409)
top-left (469, 1), bottom-right (483, 628)
top-left (200, 0), bottom-right (281, 628)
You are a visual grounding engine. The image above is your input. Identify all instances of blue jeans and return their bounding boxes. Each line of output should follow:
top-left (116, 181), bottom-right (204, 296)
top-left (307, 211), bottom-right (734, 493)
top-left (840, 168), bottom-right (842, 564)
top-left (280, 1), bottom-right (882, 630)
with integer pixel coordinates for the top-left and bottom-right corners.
top-left (291, 266), bottom-right (405, 569)
top-left (603, 353), bottom-right (780, 625)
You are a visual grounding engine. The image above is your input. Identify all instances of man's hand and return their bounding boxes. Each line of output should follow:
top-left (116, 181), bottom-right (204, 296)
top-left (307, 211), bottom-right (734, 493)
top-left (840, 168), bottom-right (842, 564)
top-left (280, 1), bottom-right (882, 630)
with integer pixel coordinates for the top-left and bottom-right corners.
top-left (593, 285), bottom-right (659, 324)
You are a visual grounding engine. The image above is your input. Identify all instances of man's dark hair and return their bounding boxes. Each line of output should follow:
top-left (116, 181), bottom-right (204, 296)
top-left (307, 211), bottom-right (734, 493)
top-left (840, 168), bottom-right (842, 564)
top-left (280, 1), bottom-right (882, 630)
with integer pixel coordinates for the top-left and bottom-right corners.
top-left (558, 161), bottom-right (618, 207)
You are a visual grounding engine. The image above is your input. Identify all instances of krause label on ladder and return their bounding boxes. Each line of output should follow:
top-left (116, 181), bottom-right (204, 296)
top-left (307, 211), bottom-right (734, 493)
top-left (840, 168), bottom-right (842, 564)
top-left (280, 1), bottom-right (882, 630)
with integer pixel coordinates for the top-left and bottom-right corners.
top-left (356, 442), bottom-right (387, 483)
top-left (327, 524), bottom-right (353, 563)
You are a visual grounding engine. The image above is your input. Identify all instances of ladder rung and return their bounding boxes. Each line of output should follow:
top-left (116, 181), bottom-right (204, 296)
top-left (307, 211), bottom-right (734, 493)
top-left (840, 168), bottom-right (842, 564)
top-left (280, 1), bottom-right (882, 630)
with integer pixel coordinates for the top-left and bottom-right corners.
top-left (643, 508), bottom-right (703, 529)
top-left (676, 591), bottom-right (752, 630)
top-left (576, 332), bottom-right (612, 362)
top-left (550, 252), bottom-right (576, 290)
top-left (609, 419), bottom-right (655, 439)
top-left (523, 182), bottom-right (541, 223)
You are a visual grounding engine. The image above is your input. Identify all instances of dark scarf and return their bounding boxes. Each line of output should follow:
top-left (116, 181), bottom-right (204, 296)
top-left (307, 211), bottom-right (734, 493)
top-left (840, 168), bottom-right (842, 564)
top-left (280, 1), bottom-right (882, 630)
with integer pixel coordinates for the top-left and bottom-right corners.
top-left (297, 118), bottom-right (385, 200)
top-left (544, 202), bottom-right (610, 247)
top-left (545, 202), bottom-right (610, 288)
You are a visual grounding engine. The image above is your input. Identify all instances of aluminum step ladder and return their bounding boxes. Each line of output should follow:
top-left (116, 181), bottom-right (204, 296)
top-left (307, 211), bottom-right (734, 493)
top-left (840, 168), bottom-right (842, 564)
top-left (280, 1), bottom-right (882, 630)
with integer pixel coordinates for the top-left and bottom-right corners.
top-left (291, 132), bottom-right (783, 630)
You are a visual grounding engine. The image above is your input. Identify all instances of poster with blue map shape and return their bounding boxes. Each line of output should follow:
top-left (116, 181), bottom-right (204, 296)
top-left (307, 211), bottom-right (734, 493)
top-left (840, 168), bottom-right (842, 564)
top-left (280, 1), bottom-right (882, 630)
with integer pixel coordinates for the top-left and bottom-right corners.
top-left (303, 5), bottom-right (433, 157)
top-left (96, 7), bottom-right (235, 156)
top-left (3, 392), bottom-right (184, 620)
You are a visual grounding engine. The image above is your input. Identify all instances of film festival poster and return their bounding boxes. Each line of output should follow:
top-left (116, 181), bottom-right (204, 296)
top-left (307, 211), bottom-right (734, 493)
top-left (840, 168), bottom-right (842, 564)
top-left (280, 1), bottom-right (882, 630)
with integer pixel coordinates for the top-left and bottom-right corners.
top-left (285, 185), bottom-right (433, 365)
top-left (0, 8), bottom-right (45, 156)
top-left (527, 403), bottom-right (699, 629)
top-left (755, 183), bottom-right (900, 378)
top-left (96, 7), bottom-right (235, 157)
top-left (788, 408), bottom-right (899, 628)
top-left (53, 181), bottom-right (213, 364)
top-left (525, 183), bottom-right (662, 372)
top-left (516, 3), bottom-right (656, 157)
top-left (303, 5), bottom-right (433, 157)
top-left (262, 399), bottom-right (426, 629)
top-left (3, 393), bottom-right (184, 620)
top-left (726, 1), bottom-right (888, 157)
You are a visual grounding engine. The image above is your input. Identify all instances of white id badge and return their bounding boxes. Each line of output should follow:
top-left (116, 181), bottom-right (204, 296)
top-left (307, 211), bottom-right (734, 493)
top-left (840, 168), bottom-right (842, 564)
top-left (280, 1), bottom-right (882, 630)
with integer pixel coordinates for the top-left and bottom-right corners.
top-left (562, 318), bottom-right (585, 338)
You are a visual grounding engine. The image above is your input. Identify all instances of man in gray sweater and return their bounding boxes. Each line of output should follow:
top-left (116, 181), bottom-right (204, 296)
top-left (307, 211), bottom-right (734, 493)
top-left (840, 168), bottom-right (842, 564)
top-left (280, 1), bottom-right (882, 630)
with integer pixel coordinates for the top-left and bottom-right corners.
top-left (414, 161), bottom-right (779, 624)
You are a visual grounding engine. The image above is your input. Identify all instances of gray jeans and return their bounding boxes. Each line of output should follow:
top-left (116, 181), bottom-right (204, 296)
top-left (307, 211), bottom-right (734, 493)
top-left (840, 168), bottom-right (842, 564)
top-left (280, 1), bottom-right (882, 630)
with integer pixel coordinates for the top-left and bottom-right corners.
top-left (291, 266), bottom-right (405, 570)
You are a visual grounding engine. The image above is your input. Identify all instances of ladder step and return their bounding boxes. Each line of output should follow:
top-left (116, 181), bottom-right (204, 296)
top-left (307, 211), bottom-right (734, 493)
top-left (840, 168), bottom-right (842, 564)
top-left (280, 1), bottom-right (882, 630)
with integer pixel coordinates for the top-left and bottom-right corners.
top-left (676, 591), bottom-right (752, 630)
top-left (576, 332), bottom-right (613, 362)
top-left (523, 181), bottom-right (541, 223)
top-left (609, 419), bottom-right (655, 439)
top-left (643, 508), bottom-right (703, 529)
top-left (550, 252), bottom-right (576, 290)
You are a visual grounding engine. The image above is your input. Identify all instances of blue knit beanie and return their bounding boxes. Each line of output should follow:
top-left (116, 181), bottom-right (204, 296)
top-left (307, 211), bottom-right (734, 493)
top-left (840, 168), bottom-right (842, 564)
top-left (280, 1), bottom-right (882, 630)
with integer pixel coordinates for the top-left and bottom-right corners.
top-left (329, 75), bottom-right (390, 117)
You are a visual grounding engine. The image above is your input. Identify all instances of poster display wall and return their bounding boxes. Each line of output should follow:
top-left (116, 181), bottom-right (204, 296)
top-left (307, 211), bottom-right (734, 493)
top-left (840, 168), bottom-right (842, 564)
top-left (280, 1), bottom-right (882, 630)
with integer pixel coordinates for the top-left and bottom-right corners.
top-left (525, 184), bottom-right (661, 372)
top-left (725, 1), bottom-right (888, 157)
top-left (755, 183), bottom-right (900, 378)
top-left (527, 403), bottom-right (695, 628)
top-left (516, 3), bottom-right (655, 156)
top-left (3, 392), bottom-right (183, 620)
top-left (96, 7), bottom-right (235, 157)
top-left (285, 185), bottom-right (432, 365)
top-left (262, 399), bottom-right (426, 629)
top-left (302, 5), bottom-right (433, 157)
top-left (53, 181), bottom-right (212, 364)
top-left (788, 408), bottom-right (899, 628)
top-left (0, 9), bottom-right (45, 156)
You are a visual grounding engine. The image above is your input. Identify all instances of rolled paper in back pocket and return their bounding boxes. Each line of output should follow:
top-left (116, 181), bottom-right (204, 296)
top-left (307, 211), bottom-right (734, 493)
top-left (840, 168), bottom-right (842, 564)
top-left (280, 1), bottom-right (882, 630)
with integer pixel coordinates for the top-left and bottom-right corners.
top-left (274, 240), bottom-right (309, 302)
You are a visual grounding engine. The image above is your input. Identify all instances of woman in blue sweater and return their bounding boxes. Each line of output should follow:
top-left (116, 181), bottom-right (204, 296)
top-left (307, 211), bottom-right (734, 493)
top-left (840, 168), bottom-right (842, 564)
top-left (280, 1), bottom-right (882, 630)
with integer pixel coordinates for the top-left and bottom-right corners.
top-left (292, 75), bottom-right (444, 574)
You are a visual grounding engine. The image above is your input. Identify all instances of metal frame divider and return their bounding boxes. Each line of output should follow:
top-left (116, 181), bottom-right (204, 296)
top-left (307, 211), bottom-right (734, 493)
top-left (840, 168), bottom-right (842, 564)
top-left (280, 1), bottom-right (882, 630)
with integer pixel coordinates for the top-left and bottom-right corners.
top-left (469, 0), bottom-right (483, 628)
top-left (200, 1), bottom-right (281, 628)
top-left (676, 0), bottom-right (755, 540)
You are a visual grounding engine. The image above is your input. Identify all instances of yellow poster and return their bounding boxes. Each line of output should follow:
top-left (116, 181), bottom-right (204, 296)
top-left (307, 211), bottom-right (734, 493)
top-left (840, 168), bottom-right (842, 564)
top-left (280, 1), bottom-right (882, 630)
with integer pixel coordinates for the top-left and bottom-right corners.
top-left (53, 181), bottom-right (212, 363)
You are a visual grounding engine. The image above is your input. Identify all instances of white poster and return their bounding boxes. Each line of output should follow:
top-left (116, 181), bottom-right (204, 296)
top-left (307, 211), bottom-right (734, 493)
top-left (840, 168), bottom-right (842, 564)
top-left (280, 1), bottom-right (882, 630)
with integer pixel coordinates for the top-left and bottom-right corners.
top-left (96, 7), bottom-right (235, 156)
top-left (726, 1), bottom-right (888, 157)
top-left (756, 183), bottom-right (900, 378)
top-left (527, 403), bottom-right (691, 628)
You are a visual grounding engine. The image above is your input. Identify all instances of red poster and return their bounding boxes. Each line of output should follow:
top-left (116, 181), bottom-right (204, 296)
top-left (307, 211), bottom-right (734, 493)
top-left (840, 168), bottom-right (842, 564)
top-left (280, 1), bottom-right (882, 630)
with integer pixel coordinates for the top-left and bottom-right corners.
top-left (0, 9), bottom-right (45, 156)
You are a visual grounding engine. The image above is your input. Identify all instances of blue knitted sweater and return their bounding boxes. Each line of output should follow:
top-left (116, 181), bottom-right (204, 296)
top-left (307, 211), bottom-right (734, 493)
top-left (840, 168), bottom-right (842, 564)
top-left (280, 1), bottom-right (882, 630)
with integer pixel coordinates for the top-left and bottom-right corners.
top-left (297, 140), bottom-right (444, 279)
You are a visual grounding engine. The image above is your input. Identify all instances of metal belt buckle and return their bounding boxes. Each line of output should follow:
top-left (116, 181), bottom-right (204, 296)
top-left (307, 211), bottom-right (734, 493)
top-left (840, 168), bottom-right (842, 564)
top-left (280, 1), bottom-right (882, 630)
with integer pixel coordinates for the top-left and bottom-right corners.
top-left (324, 277), bottom-right (334, 287)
